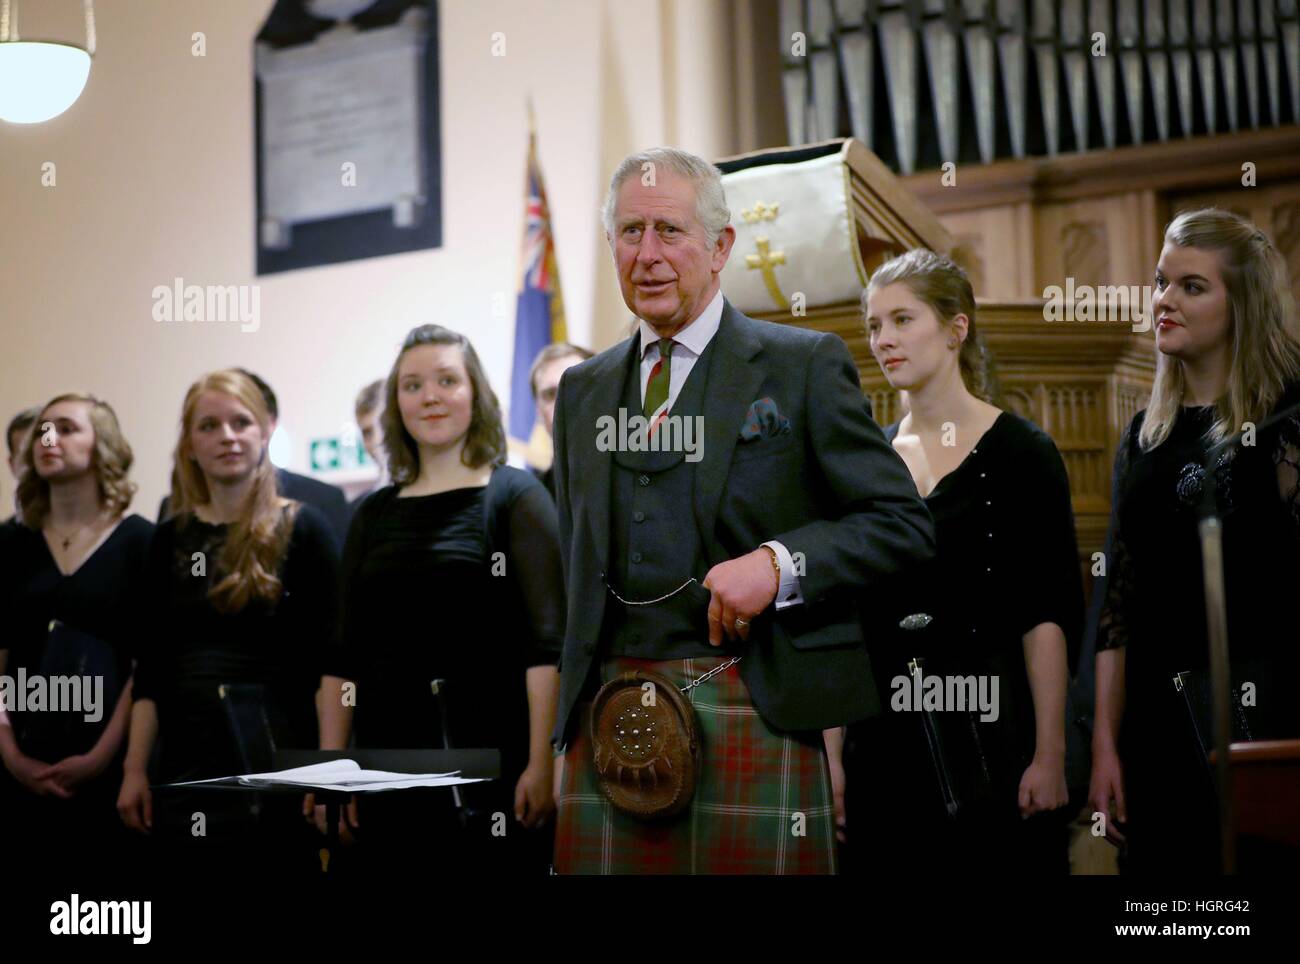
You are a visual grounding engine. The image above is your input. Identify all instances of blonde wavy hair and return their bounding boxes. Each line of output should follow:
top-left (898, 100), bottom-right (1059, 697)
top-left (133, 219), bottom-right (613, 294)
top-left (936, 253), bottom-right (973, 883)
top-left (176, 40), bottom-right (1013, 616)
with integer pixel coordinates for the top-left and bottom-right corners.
top-left (863, 248), bottom-right (1003, 406)
top-left (17, 393), bottom-right (137, 528)
top-left (1140, 208), bottom-right (1300, 451)
top-left (171, 369), bottom-right (297, 613)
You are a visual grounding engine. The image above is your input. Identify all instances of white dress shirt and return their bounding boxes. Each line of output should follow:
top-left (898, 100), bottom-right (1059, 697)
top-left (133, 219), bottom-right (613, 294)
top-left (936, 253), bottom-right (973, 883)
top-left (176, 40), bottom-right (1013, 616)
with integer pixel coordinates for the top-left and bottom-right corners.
top-left (634, 289), bottom-right (803, 610)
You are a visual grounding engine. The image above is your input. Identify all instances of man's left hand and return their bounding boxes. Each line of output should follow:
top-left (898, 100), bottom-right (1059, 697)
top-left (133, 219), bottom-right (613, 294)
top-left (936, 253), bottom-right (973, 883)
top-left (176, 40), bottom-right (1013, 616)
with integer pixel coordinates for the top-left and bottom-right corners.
top-left (703, 548), bottom-right (779, 646)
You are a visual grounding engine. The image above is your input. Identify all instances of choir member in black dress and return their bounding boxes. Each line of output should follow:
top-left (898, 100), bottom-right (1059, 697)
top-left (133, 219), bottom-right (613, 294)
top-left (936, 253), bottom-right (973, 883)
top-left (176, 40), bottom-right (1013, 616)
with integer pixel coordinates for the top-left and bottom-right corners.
top-left (0, 394), bottom-right (152, 875)
top-left (117, 369), bottom-right (339, 877)
top-left (1089, 208), bottom-right (1300, 874)
top-left (316, 324), bottom-right (563, 875)
top-left (842, 249), bottom-right (1083, 875)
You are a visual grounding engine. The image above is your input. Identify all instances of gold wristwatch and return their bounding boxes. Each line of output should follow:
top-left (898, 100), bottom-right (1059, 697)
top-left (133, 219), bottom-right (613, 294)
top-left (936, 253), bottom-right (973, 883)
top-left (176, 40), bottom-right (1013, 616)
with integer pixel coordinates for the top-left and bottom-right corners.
top-left (763, 545), bottom-right (781, 594)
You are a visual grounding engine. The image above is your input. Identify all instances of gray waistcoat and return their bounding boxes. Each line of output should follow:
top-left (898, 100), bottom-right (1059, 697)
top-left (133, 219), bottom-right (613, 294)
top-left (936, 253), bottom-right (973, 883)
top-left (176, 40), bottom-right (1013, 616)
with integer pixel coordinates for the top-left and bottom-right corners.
top-left (602, 336), bottom-right (722, 659)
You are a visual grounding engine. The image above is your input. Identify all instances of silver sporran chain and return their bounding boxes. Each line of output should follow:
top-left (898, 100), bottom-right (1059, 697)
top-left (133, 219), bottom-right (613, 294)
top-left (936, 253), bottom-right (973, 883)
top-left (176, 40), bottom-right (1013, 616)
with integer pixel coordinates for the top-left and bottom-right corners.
top-left (602, 573), bottom-right (698, 607)
top-left (679, 655), bottom-right (742, 693)
top-left (600, 572), bottom-right (742, 691)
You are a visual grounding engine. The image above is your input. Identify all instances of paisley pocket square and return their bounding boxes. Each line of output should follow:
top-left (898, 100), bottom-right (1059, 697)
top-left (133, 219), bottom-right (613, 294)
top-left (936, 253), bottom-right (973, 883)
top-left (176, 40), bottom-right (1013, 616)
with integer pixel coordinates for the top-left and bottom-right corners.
top-left (739, 397), bottom-right (792, 441)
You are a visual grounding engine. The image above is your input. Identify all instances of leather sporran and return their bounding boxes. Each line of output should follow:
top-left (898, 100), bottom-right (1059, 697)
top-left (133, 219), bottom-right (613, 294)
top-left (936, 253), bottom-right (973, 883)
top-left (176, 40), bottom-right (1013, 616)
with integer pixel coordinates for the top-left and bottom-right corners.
top-left (590, 669), bottom-right (699, 819)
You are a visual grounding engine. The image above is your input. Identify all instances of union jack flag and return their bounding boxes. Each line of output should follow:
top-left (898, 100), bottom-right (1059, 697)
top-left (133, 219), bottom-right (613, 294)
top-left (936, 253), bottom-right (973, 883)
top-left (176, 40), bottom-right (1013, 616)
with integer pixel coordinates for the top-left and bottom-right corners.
top-left (509, 125), bottom-right (566, 447)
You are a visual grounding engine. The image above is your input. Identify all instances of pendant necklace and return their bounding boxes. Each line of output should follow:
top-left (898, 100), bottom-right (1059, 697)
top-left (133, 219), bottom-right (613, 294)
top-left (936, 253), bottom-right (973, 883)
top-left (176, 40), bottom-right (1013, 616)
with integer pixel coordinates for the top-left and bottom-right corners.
top-left (48, 517), bottom-right (98, 551)
top-left (49, 525), bottom-right (86, 550)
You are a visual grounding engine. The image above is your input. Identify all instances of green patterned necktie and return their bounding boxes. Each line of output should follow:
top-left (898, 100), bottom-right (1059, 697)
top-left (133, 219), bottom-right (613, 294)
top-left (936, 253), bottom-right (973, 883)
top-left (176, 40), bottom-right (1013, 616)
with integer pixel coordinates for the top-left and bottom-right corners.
top-left (643, 337), bottom-right (674, 422)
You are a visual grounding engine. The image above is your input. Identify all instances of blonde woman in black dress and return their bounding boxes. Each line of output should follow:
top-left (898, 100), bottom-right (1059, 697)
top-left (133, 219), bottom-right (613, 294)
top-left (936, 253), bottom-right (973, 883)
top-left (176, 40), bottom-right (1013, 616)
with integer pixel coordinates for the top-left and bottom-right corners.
top-left (117, 370), bottom-right (338, 878)
top-left (842, 249), bottom-right (1083, 874)
top-left (0, 394), bottom-right (152, 877)
top-left (1089, 209), bottom-right (1300, 874)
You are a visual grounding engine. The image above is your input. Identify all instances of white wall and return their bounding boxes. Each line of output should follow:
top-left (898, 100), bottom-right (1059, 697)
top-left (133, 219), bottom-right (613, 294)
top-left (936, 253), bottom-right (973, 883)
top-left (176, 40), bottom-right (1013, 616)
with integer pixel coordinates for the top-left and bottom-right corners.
top-left (0, 0), bottom-right (746, 515)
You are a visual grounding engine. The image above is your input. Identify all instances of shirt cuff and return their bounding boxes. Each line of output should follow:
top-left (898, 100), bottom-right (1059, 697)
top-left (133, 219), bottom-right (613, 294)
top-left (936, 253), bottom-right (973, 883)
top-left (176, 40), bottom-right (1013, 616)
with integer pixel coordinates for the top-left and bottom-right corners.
top-left (761, 540), bottom-right (803, 610)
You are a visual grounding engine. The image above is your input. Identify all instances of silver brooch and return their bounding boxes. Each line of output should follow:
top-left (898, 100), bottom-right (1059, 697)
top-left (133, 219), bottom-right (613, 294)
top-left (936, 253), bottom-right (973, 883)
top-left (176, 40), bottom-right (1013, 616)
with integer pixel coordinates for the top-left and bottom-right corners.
top-left (1176, 449), bottom-right (1236, 510)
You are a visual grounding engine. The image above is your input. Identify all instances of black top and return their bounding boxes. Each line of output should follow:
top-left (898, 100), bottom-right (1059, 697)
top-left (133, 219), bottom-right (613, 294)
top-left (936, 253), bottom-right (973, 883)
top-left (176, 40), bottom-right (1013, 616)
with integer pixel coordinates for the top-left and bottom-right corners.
top-left (0, 515), bottom-right (155, 759)
top-left (277, 469), bottom-right (352, 545)
top-left (329, 466), bottom-right (563, 782)
top-left (1097, 382), bottom-right (1300, 721)
top-left (132, 503), bottom-right (340, 783)
top-left (870, 412), bottom-right (1085, 771)
top-left (533, 464), bottom-right (556, 500)
top-left (157, 468), bottom-right (352, 549)
top-left (0, 515), bottom-right (21, 543)
top-left (880, 412), bottom-right (1084, 660)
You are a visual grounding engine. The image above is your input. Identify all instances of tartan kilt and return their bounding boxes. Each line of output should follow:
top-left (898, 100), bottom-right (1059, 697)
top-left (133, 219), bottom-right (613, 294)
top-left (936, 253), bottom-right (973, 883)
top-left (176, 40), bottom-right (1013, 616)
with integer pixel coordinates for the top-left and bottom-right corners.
top-left (554, 654), bottom-right (837, 875)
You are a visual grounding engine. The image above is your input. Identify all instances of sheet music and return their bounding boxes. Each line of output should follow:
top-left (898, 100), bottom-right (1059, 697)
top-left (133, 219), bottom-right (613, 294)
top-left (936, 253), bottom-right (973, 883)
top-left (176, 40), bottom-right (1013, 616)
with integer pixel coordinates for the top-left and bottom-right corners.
top-left (169, 759), bottom-right (489, 792)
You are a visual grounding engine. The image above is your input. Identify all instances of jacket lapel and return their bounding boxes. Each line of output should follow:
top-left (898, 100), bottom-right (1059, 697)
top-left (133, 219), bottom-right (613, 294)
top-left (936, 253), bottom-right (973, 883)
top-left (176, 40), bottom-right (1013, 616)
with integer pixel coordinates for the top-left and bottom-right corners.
top-left (579, 335), bottom-right (640, 576)
top-left (693, 300), bottom-right (764, 563)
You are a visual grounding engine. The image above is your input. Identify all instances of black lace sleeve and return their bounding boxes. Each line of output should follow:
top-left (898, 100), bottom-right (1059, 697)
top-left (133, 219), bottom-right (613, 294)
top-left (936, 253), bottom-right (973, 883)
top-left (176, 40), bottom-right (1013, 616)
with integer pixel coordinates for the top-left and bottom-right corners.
top-left (1273, 407), bottom-right (1300, 539)
top-left (1097, 420), bottom-right (1139, 652)
top-left (504, 482), bottom-right (565, 667)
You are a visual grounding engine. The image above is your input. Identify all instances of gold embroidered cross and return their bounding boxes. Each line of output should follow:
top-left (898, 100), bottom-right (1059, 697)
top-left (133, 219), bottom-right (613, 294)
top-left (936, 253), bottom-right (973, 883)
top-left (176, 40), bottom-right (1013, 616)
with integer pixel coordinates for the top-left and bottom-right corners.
top-left (741, 201), bottom-right (780, 223)
top-left (745, 236), bottom-right (789, 310)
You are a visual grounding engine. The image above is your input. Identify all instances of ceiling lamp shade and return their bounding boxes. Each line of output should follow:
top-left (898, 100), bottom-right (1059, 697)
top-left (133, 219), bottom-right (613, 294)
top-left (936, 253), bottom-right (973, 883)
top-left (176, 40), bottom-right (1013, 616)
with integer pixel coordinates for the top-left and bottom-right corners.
top-left (0, 0), bottom-right (96, 124)
top-left (0, 41), bottom-right (91, 123)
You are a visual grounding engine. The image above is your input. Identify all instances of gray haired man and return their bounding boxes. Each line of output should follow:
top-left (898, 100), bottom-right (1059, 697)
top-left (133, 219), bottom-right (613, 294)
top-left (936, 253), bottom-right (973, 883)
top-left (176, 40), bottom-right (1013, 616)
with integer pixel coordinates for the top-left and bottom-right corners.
top-left (549, 147), bottom-right (934, 874)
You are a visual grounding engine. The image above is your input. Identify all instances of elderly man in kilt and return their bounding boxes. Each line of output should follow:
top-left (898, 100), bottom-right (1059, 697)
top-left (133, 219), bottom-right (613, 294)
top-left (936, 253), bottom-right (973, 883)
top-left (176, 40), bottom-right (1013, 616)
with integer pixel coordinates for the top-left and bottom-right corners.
top-left (550, 147), bottom-right (935, 874)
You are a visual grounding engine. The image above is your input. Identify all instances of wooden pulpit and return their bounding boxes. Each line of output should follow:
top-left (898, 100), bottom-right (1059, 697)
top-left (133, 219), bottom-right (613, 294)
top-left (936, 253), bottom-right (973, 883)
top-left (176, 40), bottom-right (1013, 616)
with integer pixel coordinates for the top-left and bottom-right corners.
top-left (1223, 740), bottom-right (1300, 850)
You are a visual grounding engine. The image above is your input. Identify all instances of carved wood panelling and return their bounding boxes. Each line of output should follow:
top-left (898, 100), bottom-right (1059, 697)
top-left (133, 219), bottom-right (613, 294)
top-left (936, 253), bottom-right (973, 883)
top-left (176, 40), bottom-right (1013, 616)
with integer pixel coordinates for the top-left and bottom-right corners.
top-left (1272, 200), bottom-right (1300, 300)
top-left (949, 234), bottom-right (986, 295)
top-left (1060, 221), bottom-right (1109, 289)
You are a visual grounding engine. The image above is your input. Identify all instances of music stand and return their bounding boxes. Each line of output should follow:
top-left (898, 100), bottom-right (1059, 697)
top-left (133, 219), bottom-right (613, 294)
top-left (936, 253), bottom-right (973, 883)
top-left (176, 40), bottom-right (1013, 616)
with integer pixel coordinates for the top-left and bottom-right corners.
top-left (157, 748), bottom-right (499, 873)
